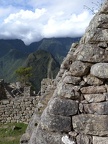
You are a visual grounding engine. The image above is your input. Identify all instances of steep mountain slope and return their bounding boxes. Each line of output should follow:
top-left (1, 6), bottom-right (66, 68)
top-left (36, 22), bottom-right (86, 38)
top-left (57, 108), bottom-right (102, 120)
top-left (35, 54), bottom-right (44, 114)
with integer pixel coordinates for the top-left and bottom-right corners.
top-left (0, 39), bottom-right (27, 56)
top-left (24, 50), bottom-right (60, 92)
top-left (0, 37), bottom-right (80, 63)
top-left (0, 37), bottom-right (79, 92)
top-left (0, 49), bottom-right (27, 82)
top-left (30, 37), bottom-right (80, 63)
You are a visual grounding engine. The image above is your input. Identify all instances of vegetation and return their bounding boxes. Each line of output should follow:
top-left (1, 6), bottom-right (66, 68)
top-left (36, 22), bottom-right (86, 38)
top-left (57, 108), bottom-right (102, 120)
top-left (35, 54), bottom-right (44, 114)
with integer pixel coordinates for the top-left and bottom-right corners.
top-left (0, 122), bottom-right (27, 144)
top-left (24, 50), bottom-right (60, 93)
top-left (15, 66), bottom-right (32, 86)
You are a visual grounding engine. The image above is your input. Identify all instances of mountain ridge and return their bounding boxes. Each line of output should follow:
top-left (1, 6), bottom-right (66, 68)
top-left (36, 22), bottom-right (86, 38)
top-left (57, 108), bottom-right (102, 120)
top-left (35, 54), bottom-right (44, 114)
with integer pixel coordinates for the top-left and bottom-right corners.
top-left (0, 37), bottom-right (80, 92)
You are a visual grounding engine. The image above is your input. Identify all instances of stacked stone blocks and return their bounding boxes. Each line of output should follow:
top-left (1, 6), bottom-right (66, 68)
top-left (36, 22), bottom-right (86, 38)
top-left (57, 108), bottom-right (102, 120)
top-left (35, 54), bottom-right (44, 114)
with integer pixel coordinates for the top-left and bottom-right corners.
top-left (0, 97), bottom-right (38, 123)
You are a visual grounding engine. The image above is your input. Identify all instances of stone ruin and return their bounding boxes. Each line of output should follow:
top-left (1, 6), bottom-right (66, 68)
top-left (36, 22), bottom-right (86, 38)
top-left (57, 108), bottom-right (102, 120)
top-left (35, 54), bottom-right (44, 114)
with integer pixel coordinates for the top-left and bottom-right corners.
top-left (20, 0), bottom-right (108, 144)
top-left (0, 80), bottom-right (33, 99)
top-left (0, 78), bottom-right (53, 124)
top-left (0, 79), bottom-right (7, 100)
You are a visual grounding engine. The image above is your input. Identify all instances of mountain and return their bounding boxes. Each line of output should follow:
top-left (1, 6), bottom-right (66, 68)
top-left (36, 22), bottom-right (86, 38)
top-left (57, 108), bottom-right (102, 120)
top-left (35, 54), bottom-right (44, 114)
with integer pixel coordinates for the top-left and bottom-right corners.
top-left (0, 37), bottom-right (80, 92)
top-left (0, 37), bottom-right (80, 63)
top-left (29, 37), bottom-right (80, 63)
top-left (0, 49), bottom-right (59, 93)
top-left (0, 49), bottom-right (27, 82)
top-left (23, 50), bottom-right (60, 92)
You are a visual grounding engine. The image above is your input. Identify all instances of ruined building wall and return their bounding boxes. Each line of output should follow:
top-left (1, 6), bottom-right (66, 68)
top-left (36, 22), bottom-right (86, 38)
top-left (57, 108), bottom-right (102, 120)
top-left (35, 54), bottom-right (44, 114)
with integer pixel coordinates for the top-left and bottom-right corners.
top-left (0, 97), bottom-right (38, 123)
top-left (0, 78), bottom-right (54, 124)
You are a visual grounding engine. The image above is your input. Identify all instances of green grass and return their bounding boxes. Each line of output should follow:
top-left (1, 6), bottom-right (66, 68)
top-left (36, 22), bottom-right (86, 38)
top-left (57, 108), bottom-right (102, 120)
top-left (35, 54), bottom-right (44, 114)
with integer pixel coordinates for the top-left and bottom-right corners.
top-left (0, 122), bottom-right (27, 144)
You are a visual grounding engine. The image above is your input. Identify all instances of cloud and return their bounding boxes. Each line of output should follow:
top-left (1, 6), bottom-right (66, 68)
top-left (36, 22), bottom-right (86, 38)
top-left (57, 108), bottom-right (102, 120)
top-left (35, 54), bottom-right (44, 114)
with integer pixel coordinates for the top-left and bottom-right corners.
top-left (0, 0), bottom-right (105, 45)
top-left (0, 5), bottom-right (18, 20)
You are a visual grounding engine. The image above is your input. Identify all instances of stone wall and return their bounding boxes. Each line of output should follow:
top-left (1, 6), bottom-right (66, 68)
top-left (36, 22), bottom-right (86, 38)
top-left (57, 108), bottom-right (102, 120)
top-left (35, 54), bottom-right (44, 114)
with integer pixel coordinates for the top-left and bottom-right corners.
top-left (0, 79), bottom-right (7, 100)
top-left (0, 96), bottom-right (38, 123)
top-left (0, 78), bottom-right (53, 124)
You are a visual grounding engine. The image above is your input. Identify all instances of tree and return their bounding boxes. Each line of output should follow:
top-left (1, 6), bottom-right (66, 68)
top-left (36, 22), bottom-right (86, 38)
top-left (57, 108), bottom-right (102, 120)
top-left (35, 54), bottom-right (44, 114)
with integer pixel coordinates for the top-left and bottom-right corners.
top-left (15, 66), bottom-right (32, 86)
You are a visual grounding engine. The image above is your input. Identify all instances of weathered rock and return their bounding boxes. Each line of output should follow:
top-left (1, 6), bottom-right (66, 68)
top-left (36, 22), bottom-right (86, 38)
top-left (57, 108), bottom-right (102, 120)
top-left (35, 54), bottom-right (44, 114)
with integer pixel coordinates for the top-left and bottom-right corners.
top-left (73, 114), bottom-right (108, 136)
top-left (76, 134), bottom-right (93, 144)
top-left (57, 83), bottom-right (81, 99)
top-left (83, 101), bottom-right (108, 115)
top-left (2, 100), bottom-right (10, 104)
top-left (81, 86), bottom-right (106, 94)
top-left (100, 0), bottom-right (108, 14)
top-left (48, 98), bottom-right (78, 116)
top-left (26, 113), bottom-right (40, 137)
top-left (93, 136), bottom-right (108, 144)
top-left (74, 44), bottom-right (105, 62)
top-left (29, 124), bottom-right (63, 144)
top-left (88, 29), bottom-right (108, 43)
top-left (20, 133), bottom-right (30, 144)
top-left (91, 63), bottom-right (108, 79)
top-left (83, 75), bottom-right (103, 86)
top-left (80, 11), bottom-right (108, 43)
top-left (70, 61), bottom-right (90, 76)
top-left (84, 94), bottom-right (106, 103)
top-left (105, 93), bottom-right (108, 100)
top-left (41, 109), bottom-right (71, 132)
top-left (68, 131), bottom-right (78, 138)
top-left (60, 53), bottom-right (75, 69)
top-left (98, 42), bottom-right (107, 48)
top-left (0, 80), bottom-right (7, 100)
top-left (63, 75), bottom-right (81, 85)
top-left (71, 42), bottom-right (79, 49)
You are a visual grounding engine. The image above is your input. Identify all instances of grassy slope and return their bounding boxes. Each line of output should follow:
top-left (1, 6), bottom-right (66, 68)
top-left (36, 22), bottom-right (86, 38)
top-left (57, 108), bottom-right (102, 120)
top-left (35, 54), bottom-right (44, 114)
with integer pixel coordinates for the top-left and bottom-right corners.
top-left (0, 123), bottom-right (27, 144)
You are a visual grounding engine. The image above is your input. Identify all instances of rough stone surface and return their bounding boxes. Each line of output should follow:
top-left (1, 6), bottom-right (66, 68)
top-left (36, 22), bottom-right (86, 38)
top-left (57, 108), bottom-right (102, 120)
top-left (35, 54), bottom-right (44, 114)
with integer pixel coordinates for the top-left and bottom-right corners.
top-left (0, 79), bottom-right (7, 100)
top-left (63, 75), bottom-right (81, 85)
top-left (73, 114), bottom-right (108, 136)
top-left (76, 134), bottom-right (93, 144)
top-left (84, 94), bottom-right (106, 103)
top-left (93, 136), bottom-right (108, 144)
top-left (100, 0), bottom-right (108, 14)
top-left (41, 109), bottom-right (71, 132)
top-left (83, 75), bottom-right (103, 86)
top-left (57, 83), bottom-right (81, 99)
top-left (83, 101), bottom-right (108, 115)
top-left (91, 63), bottom-right (108, 79)
top-left (81, 86), bottom-right (106, 94)
top-left (30, 124), bottom-right (64, 144)
top-left (70, 61), bottom-right (90, 76)
top-left (47, 98), bottom-right (78, 116)
top-left (20, 133), bottom-right (30, 144)
top-left (74, 44), bottom-right (105, 62)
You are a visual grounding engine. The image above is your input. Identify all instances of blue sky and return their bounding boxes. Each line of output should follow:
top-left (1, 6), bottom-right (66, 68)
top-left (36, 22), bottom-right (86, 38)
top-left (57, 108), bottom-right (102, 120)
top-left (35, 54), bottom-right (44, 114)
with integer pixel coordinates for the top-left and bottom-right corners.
top-left (0, 0), bottom-right (105, 45)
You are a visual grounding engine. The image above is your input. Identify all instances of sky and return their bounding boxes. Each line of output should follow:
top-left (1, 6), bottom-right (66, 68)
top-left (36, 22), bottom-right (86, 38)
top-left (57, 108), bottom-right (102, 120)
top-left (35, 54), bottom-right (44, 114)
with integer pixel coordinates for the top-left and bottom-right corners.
top-left (0, 0), bottom-right (105, 45)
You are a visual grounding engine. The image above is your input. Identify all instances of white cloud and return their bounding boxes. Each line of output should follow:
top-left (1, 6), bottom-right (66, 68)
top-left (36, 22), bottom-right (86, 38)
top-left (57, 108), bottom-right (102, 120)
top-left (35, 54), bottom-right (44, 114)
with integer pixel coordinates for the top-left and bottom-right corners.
top-left (0, 0), bottom-right (105, 45)
top-left (0, 5), bottom-right (19, 20)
